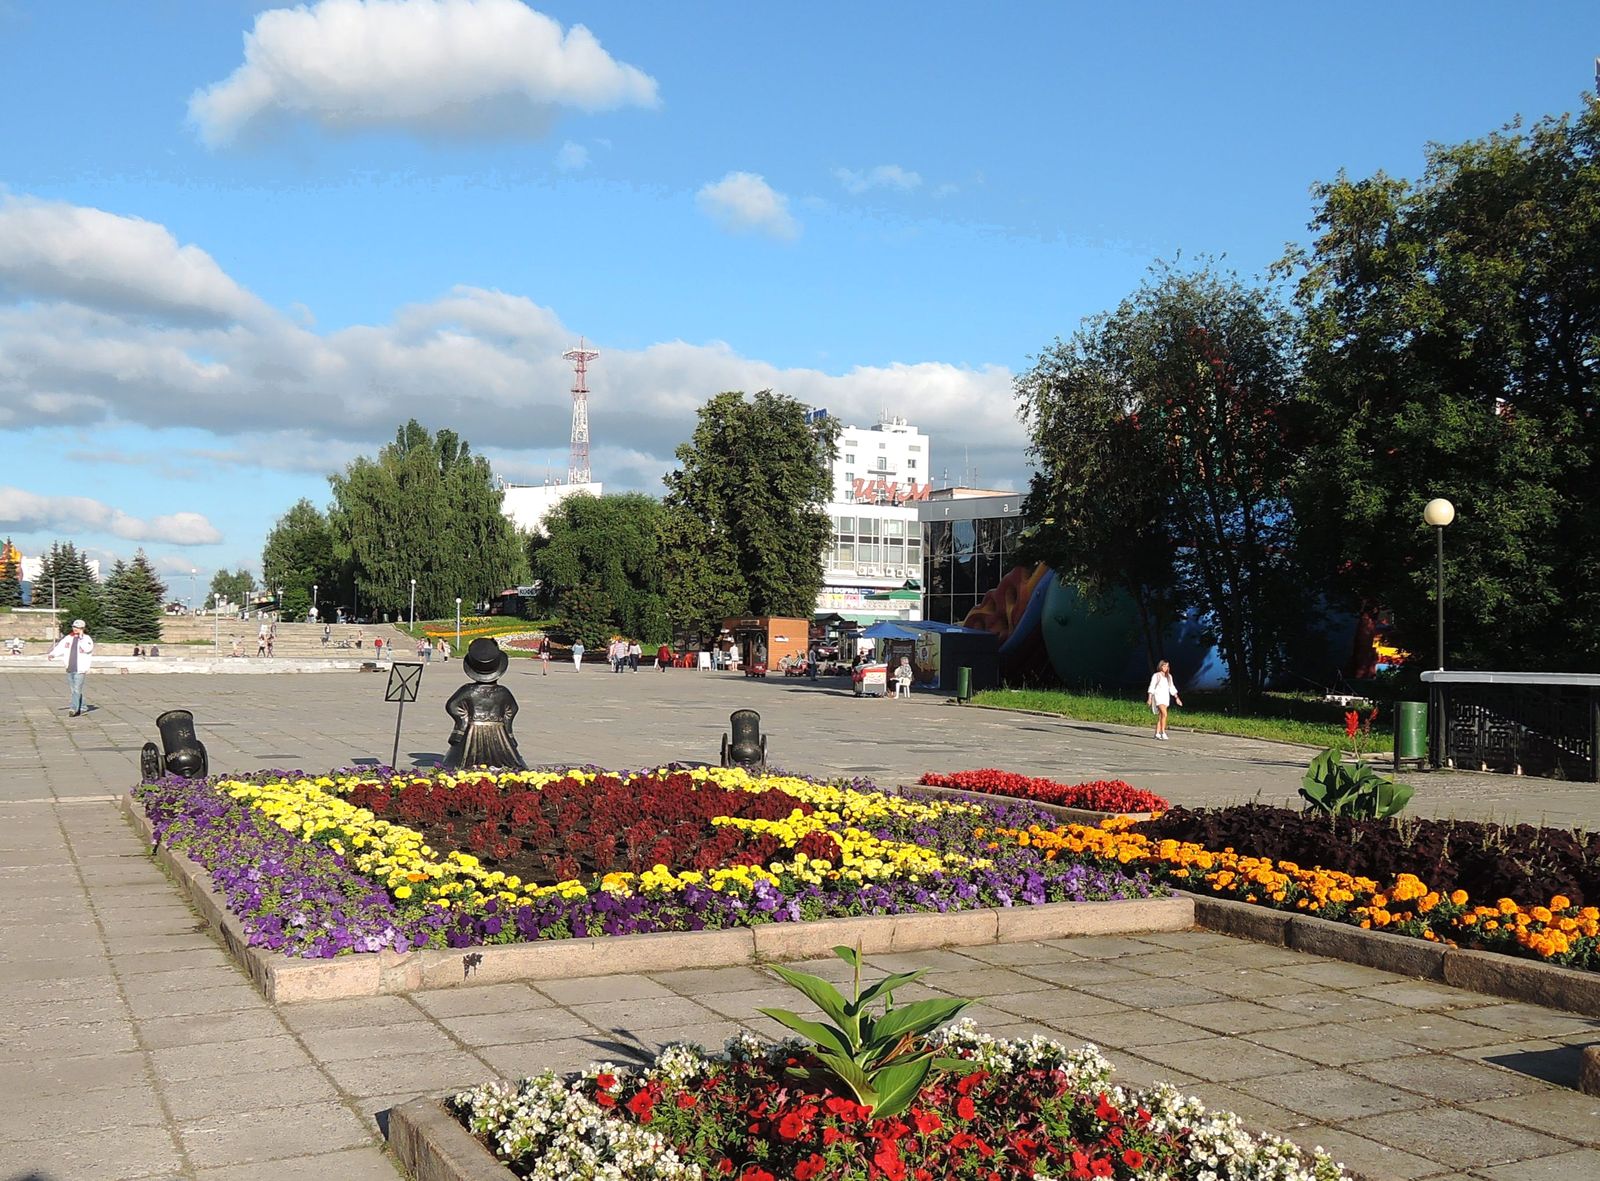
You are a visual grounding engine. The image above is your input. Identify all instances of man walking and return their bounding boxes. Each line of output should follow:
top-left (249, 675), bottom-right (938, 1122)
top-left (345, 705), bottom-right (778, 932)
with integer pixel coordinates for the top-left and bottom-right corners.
top-left (49, 619), bottom-right (95, 716)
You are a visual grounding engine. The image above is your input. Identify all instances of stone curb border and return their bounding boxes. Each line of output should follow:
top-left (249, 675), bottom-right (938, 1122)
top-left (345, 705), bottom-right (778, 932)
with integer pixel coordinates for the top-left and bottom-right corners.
top-left (119, 787), bottom-right (1193, 1004)
top-left (896, 782), bottom-right (1155, 825)
top-left (1187, 893), bottom-right (1600, 1017)
top-left (389, 1100), bottom-right (516, 1181)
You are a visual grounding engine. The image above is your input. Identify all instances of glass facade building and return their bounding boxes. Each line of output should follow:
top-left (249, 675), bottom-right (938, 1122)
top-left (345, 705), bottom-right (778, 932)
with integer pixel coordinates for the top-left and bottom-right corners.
top-left (919, 494), bottom-right (1025, 625)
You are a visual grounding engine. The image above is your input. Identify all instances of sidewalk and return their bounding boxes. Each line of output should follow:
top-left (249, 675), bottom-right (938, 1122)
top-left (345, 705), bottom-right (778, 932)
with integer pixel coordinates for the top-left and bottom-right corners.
top-left (2, 670), bottom-right (1596, 1180)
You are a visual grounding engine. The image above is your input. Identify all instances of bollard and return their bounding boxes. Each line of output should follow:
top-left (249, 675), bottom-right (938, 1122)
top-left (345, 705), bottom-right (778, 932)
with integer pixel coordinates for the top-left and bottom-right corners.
top-left (956, 666), bottom-right (972, 703)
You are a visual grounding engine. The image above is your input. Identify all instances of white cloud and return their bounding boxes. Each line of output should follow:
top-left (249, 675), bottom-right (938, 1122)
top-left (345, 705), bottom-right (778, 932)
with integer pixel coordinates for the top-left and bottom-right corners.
top-left (695, 172), bottom-right (799, 240)
top-left (190, 0), bottom-right (660, 146)
top-left (0, 195), bottom-right (261, 324)
top-left (0, 488), bottom-right (224, 545)
top-left (0, 195), bottom-right (1028, 492)
top-left (555, 140), bottom-right (589, 171)
top-left (834, 164), bottom-right (923, 195)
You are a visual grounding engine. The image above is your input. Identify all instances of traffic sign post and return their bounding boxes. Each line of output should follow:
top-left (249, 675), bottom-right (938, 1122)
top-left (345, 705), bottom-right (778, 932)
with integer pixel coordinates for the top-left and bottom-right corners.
top-left (384, 662), bottom-right (424, 769)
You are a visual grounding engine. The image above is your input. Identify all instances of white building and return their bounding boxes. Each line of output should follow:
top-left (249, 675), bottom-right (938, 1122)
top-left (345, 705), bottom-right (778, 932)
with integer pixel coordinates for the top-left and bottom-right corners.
top-left (20, 555), bottom-right (102, 606)
top-left (816, 413), bottom-right (930, 623)
top-left (500, 481), bottom-right (604, 537)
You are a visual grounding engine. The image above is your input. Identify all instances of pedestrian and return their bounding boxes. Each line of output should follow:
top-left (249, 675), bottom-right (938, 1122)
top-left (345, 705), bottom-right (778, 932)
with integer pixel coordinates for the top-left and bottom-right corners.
top-left (1146, 659), bottom-right (1183, 741)
top-left (656, 641), bottom-right (671, 671)
top-left (572, 640), bottom-right (585, 670)
top-left (322, 623), bottom-right (331, 648)
top-left (231, 636), bottom-right (243, 658)
top-left (374, 636), bottom-right (384, 661)
top-left (538, 634), bottom-right (551, 675)
top-left (354, 627), bottom-right (364, 649)
top-left (609, 638), bottom-right (624, 673)
top-left (257, 622), bottom-right (269, 657)
top-left (418, 638), bottom-right (430, 662)
top-left (48, 619), bottom-right (95, 716)
top-left (439, 638), bottom-right (450, 661)
top-left (628, 639), bottom-right (641, 672)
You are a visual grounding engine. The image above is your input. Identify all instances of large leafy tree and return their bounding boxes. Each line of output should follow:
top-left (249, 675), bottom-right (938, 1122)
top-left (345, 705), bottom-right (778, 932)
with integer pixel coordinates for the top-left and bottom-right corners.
top-left (1284, 102), bottom-right (1600, 669)
top-left (662, 391), bottom-right (838, 638)
top-left (102, 550), bottom-right (166, 642)
top-left (261, 499), bottom-right (338, 618)
top-left (531, 492), bottom-right (669, 645)
top-left (209, 568), bottom-right (256, 610)
top-left (328, 421), bottom-right (526, 620)
top-left (1018, 262), bottom-right (1303, 702)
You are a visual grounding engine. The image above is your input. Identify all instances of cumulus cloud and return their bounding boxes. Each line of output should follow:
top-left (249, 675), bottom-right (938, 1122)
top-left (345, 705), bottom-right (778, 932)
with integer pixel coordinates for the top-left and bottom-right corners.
top-left (834, 164), bottom-right (922, 195)
top-left (190, 0), bottom-right (659, 146)
top-left (0, 195), bottom-right (261, 324)
top-left (554, 140), bottom-right (589, 171)
top-left (695, 172), bottom-right (799, 240)
top-left (0, 488), bottom-right (223, 544)
top-left (0, 195), bottom-right (1028, 492)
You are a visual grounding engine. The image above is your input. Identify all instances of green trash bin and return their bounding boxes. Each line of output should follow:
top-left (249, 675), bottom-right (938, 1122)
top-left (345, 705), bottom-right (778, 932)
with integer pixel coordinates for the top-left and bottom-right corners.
top-left (955, 666), bottom-right (972, 703)
top-left (1394, 700), bottom-right (1427, 767)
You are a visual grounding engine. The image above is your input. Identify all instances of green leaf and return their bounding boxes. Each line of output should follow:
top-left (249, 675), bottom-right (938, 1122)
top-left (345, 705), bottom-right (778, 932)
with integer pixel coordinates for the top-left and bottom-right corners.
top-left (869, 997), bottom-right (972, 1046)
top-left (810, 1050), bottom-right (878, 1107)
top-left (766, 964), bottom-right (854, 1035)
top-left (864, 1058), bottom-right (934, 1120)
top-left (756, 1008), bottom-right (854, 1058)
top-left (853, 969), bottom-right (925, 1012)
top-left (831, 945), bottom-right (862, 970)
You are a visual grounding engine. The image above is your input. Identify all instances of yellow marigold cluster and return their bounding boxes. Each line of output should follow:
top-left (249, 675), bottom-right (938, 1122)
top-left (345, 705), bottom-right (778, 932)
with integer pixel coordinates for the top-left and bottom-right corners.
top-left (978, 820), bottom-right (1598, 969)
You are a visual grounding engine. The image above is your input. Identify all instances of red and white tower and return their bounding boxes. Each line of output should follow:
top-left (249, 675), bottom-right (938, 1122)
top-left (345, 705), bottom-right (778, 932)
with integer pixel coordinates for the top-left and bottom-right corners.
top-left (563, 338), bottom-right (598, 485)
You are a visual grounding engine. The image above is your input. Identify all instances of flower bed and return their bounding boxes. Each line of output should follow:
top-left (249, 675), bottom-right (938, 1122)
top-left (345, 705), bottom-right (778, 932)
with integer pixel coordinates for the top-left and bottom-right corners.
top-left (918, 770), bottom-right (1169, 814)
top-left (979, 817), bottom-right (1600, 972)
top-left (452, 1025), bottom-right (1347, 1181)
top-left (131, 766), bottom-right (1163, 958)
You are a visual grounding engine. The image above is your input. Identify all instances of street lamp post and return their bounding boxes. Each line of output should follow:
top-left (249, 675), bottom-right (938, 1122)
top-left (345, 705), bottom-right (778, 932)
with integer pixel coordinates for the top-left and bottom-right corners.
top-left (212, 592), bottom-right (220, 654)
top-left (276, 588), bottom-right (282, 621)
top-left (189, 569), bottom-right (197, 615)
top-left (311, 583), bottom-right (318, 624)
top-left (1422, 498), bottom-right (1455, 670)
top-left (454, 598), bottom-right (462, 653)
top-left (410, 579), bottom-right (416, 631)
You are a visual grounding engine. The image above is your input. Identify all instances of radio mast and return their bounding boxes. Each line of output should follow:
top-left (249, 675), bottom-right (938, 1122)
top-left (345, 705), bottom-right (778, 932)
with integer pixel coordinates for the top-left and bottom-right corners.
top-left (563, 339), bottom-right (598, 485)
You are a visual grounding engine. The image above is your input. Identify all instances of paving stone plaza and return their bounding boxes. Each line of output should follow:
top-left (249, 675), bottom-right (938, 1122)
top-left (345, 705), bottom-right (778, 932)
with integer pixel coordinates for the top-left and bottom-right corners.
top-left (2, 664), bottom-right (1597, 1180)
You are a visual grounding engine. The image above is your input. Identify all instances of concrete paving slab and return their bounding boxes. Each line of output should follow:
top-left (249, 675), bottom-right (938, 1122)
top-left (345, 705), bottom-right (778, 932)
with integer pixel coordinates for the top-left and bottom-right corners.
top-left (1288, 1125), bottom-right (1450, 1180)
top-left (1351, 1052), bottom-right (1551, 1102)
top-left (161, 1065), bottom-right (342, 1121)
top-left (136, 1008), bottom-right (289, 1049)
top-left (1235, 1067), bottom-right (1430, 1121)
top-left (532, 973), bottom-right (678, 1006)
top-left (1247, 1022), bottom-right (1421, 1067)
top-left (1125, 1035), bottom-right (1313, 1083)
top-left (193, 1145), bottom-right (405, 1181)
top-left (1343, 1106), bottom-right (1572, 1171)
top-left (431, 1006), bottom-right (601, 1048)
top-left (178, 1100), bottom-right (372, 1169)
top-left (1476, 1149), bottom-right (1600, 1181)
top-left (0, 1123), bottom-right (183, 1180)
top-left (149, 1036), bottom-right (309, 1082)
top-left (407, 981), bottom-right (553, 1019)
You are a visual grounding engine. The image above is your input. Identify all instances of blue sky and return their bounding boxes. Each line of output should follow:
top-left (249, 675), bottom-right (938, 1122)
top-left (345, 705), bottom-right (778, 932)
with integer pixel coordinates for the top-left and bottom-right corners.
top-left (1, 0), bottom-right (1594, 591)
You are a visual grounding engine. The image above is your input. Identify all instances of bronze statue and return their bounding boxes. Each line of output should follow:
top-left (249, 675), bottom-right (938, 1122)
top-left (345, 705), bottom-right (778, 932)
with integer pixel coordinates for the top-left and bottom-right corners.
top-left (443, 638), bottom-right (525, 769)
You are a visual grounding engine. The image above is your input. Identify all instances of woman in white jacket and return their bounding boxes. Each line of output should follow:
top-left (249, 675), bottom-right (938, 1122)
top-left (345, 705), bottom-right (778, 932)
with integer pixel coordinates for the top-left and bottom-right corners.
top-left (1146, 659), bottom-right (1182, 741)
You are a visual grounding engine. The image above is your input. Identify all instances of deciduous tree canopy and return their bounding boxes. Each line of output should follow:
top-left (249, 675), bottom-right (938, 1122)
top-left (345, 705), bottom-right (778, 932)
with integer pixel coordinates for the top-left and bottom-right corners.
top-left (662, 391), bottom-right (837, 639)
top-left (327, 421), bottom-right (526, 620)
top-left (1285, 102), bottom-right (1600, 669)
top-left (530, 492), bottom-right (669, 647)
top-left (1018, 262), bottom-right (1303, 701)
top-left (261, 500), bottom-right (338, 620)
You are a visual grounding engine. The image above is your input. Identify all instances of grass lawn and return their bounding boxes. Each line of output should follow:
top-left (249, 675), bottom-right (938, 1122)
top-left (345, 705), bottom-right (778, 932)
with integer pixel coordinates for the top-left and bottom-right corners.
top-left (970, 687), bottom-right (1393, 753)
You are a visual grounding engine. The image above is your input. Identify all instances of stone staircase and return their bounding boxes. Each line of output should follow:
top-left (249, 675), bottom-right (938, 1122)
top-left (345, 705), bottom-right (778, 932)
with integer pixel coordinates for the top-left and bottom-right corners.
top-left (10, 617), bottom-right (417, 660)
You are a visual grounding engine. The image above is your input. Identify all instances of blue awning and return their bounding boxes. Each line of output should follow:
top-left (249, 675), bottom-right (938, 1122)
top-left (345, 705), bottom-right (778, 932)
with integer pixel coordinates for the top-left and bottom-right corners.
top-left (860, 621), bottom-right (921, 639)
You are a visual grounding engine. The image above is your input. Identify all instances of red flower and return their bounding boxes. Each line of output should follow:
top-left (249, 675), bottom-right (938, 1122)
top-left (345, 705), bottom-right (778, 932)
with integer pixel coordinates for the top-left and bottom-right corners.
top-left (955, 1095), bottom-right (977, 1121)
top-left (741, 1170), bottom-right (776, 1181)
top-left (911, 1108), bottom-right (943, 1135)
top-left (626, 1088), bottom-right (655, 1122)
top-left (594, 1092), bottom-right (616, 1108)
top-left (873, 1139), bottom-right (906, 1181)
top-left (777, 1111), bottom-right (808, 1140)
top-left (675, 1091), bottom-right (699, 1109)
top-left (594, 1072), bottom-right (617, 1089)
top-left (1090, 1158), bottom-right (1114, 1178)
top-left (1344, 710), bottom-right (1359, 738)
top-left (1093, 1093), bottom-right (1121, 1122)
top-left (1122, 1149), bottom-right (1146, 1170)
top-left (795, 1154), bottom-right (826, 1180)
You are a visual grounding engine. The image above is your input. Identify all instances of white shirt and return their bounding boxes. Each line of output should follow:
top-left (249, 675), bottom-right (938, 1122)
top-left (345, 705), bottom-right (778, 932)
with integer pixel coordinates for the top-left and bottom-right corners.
top-left (1147, 671), bottom-right (1176, 706)
top-left (49, 632), bottom-right (95, 673)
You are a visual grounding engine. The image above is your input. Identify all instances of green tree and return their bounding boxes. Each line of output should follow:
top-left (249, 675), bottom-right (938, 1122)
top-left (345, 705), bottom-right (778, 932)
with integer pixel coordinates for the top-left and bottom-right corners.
top-left (327, 421), bottom-right (527, 620)
top-left (1017, 262), bottom-right (1304, 702)
top-left (0, 538), bottom-right (22, 610)
top-left (261, 499), bottom-right (338, 620)
top-left (1284, 102), bottom-right (1600, 668)
top-left (209, 568), bottom-right (255, 610)
top-left (662, 391), bottom-right (838, 638)
top-left (37, 540), bottom-right (94, 606)
top-left (102, 550), bottom-right (165, 642)
top-left (531, 492), bottom-right (669, 642)
top-left (57, 582), bottom-right (106, 639)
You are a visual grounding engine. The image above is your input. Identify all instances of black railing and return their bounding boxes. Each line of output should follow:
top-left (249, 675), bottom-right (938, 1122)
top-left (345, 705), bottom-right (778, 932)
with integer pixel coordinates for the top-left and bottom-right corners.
top-left (1421, 671), bottom-right (1600, 781)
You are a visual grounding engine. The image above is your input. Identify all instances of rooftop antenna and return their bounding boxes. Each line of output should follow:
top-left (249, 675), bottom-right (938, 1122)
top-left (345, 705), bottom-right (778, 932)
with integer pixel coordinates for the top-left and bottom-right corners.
top-left (563, 338), bottom-right (599, 485)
